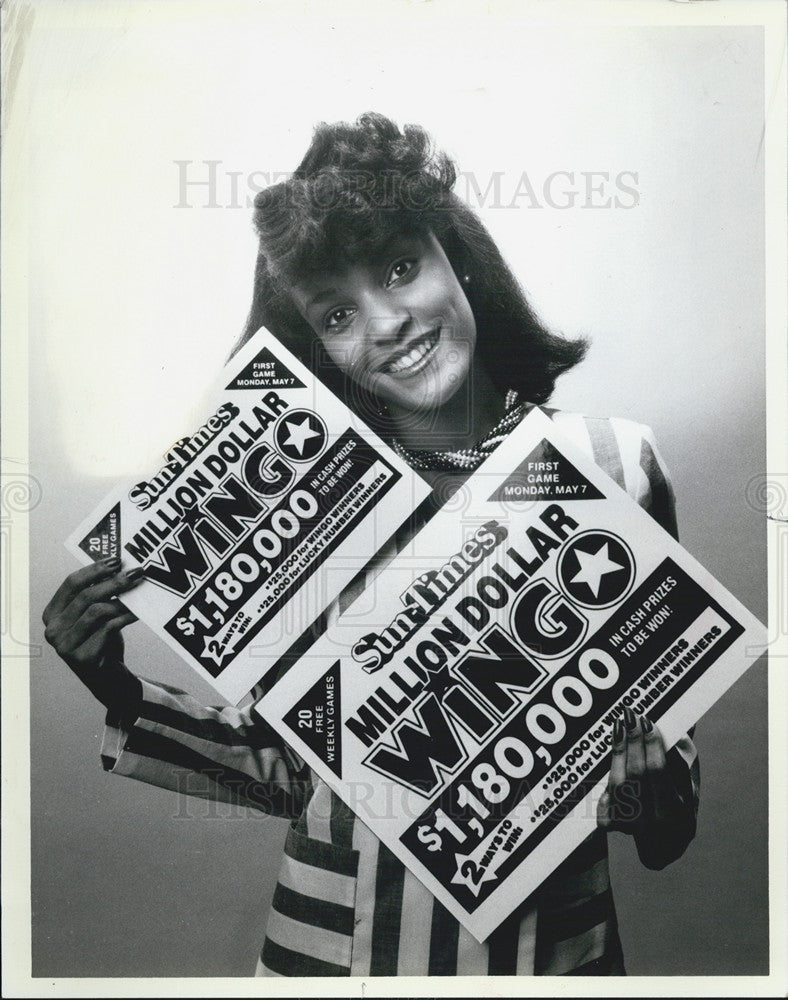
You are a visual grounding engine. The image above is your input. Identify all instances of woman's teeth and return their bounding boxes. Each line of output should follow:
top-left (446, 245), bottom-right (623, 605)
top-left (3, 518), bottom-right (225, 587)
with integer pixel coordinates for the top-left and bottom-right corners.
top-left (385, 334), bottom-right (437, 374)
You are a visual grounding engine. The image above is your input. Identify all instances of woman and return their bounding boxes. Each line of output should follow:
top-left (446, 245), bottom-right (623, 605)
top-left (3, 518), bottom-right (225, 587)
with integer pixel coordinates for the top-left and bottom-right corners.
top-left (42, 113), bottom-right (699, 977)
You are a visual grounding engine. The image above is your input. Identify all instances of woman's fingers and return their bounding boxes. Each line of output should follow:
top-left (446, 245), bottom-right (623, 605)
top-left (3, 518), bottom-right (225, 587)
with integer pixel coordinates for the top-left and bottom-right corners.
top-left (43, 560), bottom-right (145, 711)
top-left (624, 707), bottom-right (652, 827)
top-left (70, 610), bottom-right (138, 667)
top-left (598, 714), bottom-right (627, 831)
top-left (623, 706), bottom-right (646, 779)
top-left (599, 708), bottom-right (658, 833)
top-left (633, 717), bottom-right (694, 869)
top-left (642, 717), bottom-right (675, 824)
top-left (608, 715), bottom-right (628, 788)
top-left (60, 567), bottom-right (145, 629)
top-left (599, 708), bottom-right (694, 871)
top-left (66, 610), bottom-right (140, 708)
top-left (596, 788), bottom-right (612, 830)
top-left (599, 708), bottom-right (687, 847)
top-left (42, 556), bottom-right (121, 625)
top-left (58, 602), bottom-right (136, 660)
top-left (44, 565), bottom-right (145, 646)
top-left (44, 562), bottom-right (145, 700)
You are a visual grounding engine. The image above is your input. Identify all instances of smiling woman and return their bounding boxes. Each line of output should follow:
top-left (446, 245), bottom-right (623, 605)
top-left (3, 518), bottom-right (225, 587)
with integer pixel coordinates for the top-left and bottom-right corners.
top-left (43, 112), bottom-right (701, 978)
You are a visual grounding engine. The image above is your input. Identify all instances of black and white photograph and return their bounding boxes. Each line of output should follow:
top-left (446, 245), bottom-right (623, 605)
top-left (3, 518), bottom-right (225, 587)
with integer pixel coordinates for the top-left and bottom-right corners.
top-left (3, 0), bottom-right (786, 993)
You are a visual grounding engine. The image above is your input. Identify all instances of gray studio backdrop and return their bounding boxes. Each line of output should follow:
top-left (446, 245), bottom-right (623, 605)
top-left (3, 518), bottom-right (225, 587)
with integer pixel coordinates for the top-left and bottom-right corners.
top-left (25, 11), bottom-right (768, 979)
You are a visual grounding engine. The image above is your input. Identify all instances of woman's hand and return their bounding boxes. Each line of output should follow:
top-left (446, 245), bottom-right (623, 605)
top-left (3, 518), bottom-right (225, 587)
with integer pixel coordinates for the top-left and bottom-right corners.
top-left (42, 557), bottom-right (144, 713)
top-left (597, 706), bottom-right (695, 869)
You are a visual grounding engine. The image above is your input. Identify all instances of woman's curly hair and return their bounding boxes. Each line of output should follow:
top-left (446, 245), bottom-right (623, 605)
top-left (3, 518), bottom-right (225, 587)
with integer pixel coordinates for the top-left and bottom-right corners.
top-left (234, 112), bottom-right (587, 421)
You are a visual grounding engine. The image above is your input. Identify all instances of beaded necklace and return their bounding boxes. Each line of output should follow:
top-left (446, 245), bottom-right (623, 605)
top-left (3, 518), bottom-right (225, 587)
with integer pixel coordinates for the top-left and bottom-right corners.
top-left (390, 389), bottom-right (532, 472)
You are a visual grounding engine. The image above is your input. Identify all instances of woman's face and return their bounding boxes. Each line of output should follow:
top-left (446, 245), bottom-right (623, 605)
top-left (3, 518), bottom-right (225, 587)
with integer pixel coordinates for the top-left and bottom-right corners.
top-left (290, 231), bottom-right (477, 416)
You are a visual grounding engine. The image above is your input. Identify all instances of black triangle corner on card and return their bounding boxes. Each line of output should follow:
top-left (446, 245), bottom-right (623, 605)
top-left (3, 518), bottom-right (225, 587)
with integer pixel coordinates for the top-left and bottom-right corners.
top-left (487, 438), bottom-right (604, 503)
top-left (226, 347), bottom-right (306, 391)
top-left (283, 661), bottom-right (342, 779)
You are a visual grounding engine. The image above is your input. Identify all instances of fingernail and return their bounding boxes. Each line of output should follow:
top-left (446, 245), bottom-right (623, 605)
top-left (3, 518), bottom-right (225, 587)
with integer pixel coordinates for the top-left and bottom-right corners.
top-left (642, 715), bottom-right (653, 734)
top-left (123, 567), bottom-right (145, 583)
top-left (101, 555), bottom-right (121, 567)
top-left (624, 707), bottom-right (638, 732)
top-left (613, 718), bottom-right (624, 742)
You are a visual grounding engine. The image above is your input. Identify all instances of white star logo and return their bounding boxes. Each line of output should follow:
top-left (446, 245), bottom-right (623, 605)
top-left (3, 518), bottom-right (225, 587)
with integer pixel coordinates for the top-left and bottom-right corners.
top-left (202, 634), bottom-right (234, 668)
top-left (570, 542), bottom-right (625, 598)
top-left (281, 416), bottom-right (321, 456)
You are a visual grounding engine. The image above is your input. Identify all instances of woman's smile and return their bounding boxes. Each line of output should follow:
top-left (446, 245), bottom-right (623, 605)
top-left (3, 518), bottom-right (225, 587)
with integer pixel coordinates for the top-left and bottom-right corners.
top-left (378, 327), bottom-right (441, 377)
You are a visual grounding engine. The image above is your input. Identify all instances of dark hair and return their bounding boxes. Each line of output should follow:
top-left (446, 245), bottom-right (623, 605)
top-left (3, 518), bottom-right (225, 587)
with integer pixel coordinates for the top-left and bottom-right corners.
top-left (233, 112), bottom-right (587, 423)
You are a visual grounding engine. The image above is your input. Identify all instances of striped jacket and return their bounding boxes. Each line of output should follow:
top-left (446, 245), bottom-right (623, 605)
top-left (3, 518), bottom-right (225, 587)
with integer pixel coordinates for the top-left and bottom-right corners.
top-left (101, 410), bottom-right (700, 977)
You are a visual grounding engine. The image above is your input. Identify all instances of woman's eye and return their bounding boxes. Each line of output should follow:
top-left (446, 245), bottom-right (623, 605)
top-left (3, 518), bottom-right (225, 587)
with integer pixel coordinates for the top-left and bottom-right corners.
top-left (386, 258), bottom-right (416, 286)
top-left (324, 307), bottom-right (355, 332)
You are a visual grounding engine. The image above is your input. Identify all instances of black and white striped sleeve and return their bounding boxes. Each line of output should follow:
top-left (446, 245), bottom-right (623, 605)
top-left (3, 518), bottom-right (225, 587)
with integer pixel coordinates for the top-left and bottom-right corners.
top-left (101, 677), bottom-right (308, 819)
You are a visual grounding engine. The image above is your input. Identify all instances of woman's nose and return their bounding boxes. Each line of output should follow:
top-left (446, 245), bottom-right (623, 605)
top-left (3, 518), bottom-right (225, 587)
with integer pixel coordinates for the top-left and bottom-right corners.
top-left (366, 307), bottom-right (413, 344)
